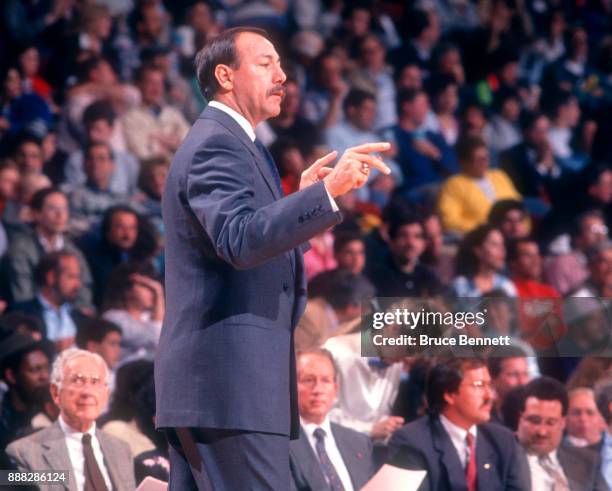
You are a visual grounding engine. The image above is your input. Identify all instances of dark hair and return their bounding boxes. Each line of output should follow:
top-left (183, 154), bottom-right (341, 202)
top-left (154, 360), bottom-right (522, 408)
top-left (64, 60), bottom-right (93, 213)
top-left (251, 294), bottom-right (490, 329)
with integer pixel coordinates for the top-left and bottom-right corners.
top-left (343, 88), bottom-right (375, 113)
top-left (396, 88), bottom-right (425, 116)
top-left (570, 208), bottom-right (605, 239)
top-left (296, 348), bottom-right (339, 381)
top-left (501, 385), bottom-right (526, 430)
top-left (426, 358), bottom-right (486, 413)
top-left (493, 87), bottom-right (520, 113)
top-left (404, 8), bottom-right (432, 39)
top-left (455, 224), bottom-right (501, 276)
top-left (101, 205), bottom-right (139, 239)
top-left (84, 141), bottom-right (113, 161)
top-left (75, 316), bottom-right (122, 348)
top-left (456, 135), bottom-right (487, 165)
top-left (0, 312), bottom-right (44, 338)
top-left (333, 231), bottom-right (365, 255)
top-left (431, 43), bottom-right (461, 71)
top-left (30, 187), bottom-right (65, 212)
top-left (488, 199), bottom-right (525, 227)
top-left (134, 63), bottom-right (164, 84)
top-left (506, 237), bottom-right (539, 264)
top-left (428, 74), bottom-right (458, 106)
top-left (138, 157), bottom-right (169, 196)
top-left (546, 89), bottom-right (577, 119)
top-left (34, 251), bottom-right (78, 287)
top-left (487, 345), bottom-right (528, 378)
top-left (519, 111), bottom-right (547, 133)
top-left (388, 208), bottom-right (423, 240)
top-left (324, 271), bottom-right (375, 309)
top-left (102, 261), bottom-right (158, 311)
top-left (194, 26), bottom-right (269, 100)
top-left (520, 376), bottom-right (569, 416)
top-left (100, 360), bottom-right (153, 423)
top-left (76, 55), bottom-right (109, 83)
top-left (82, 100), bottom-right (116, 129)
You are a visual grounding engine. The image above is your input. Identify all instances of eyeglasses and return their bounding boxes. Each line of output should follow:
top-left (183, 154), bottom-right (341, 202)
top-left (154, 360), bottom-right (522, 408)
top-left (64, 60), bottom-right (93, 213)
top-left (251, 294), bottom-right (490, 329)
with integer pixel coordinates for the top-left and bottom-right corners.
top-left (461, 380), bottom-right (493, 391)
top-left (64, 373), bottom-right (107, 389)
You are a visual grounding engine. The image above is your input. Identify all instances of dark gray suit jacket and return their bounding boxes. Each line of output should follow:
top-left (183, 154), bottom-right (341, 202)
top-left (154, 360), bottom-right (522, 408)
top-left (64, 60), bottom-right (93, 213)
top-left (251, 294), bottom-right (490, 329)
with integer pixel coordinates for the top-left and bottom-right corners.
top-left (558, 444), bottom-right (609, 491)
top-left (155, 105), bottom-right (342, 438)
top-left (388, 414), bottom-right (531, 491)
top-left (6, 421), bottom-right (135, 491)
top-left (290, 423), bottom-right (374, 490)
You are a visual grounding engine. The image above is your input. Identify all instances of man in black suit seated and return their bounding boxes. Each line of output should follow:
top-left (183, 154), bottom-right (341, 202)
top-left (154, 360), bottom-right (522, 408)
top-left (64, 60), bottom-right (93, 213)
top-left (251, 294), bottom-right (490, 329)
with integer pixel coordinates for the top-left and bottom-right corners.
top-left (516, 377), bottom-right (609, 491)
top-left (388, 357), bottom-right (531, 490)
top-left (290, 349), bottom-right (375, 490)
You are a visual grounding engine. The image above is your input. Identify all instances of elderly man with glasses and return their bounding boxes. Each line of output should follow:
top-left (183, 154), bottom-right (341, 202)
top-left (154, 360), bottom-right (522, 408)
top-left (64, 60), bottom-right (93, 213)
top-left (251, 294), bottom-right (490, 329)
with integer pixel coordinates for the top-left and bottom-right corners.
top-left (7, 348), bottom-right (135, 491)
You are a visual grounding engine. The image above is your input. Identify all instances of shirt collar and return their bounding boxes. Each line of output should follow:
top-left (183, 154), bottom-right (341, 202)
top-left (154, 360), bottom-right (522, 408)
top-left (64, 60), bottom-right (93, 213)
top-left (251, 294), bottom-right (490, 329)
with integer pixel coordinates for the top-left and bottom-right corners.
top-left (208, 100), bottom-right (256, 142)
top-left (301, 416), bottom-right (333, 438)
top-left (58, 414), bottom-right (97, 439)
top-left (440, 413), bottom-right (477, 444)
top-left (36, 292), bottom-right (68, 313)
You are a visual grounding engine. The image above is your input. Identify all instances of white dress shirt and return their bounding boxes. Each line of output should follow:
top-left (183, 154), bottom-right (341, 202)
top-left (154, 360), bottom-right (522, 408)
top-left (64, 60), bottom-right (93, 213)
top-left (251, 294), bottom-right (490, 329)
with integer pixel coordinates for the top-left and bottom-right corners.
top-left (58, 416), bottom-right (113, 491)
top-left (526, 451), bottom-right (568, 491)
top-left (207, 100), bottom-right (338, 210)
top-left (301, 417), bottom-right (354, 491)
top-left (325, 333), bottom-right (403, 437)
top-left (439, 414), bottom-right (477, 469)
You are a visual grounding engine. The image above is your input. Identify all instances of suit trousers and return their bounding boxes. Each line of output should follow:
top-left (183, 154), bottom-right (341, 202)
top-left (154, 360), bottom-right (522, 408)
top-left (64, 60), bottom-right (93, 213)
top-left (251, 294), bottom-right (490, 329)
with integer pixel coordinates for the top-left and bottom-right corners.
top-left (167, 427), bottom-right (290, 491)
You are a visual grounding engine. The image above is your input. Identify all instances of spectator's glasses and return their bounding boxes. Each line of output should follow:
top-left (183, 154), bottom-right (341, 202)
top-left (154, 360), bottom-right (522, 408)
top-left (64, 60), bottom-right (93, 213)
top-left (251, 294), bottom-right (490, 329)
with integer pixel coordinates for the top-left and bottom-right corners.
top-left (65, 373), bottom-right (107, 390)
top-left (590, 224), bottom-right (608, 236)
top-left (461, 380), bottom-right (493, 391)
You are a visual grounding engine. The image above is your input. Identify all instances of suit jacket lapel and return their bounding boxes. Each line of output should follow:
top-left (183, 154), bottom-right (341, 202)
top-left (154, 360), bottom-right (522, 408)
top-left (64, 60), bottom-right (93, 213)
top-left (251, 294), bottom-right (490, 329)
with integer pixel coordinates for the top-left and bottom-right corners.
top-left (293, 427), bottom-right (328, 490)
top-left (97, 429), bottom-right (122, 491)
top-left (476, 430), bottom-right (497, 491)
top-left (332, 424), bottom-right (366, 489)
top-left (431, 418), bottom-right (468, 491)
top-left (202, 106), bottom-right (283, 201)
top-left (41, 424), bottom-right (77, 491)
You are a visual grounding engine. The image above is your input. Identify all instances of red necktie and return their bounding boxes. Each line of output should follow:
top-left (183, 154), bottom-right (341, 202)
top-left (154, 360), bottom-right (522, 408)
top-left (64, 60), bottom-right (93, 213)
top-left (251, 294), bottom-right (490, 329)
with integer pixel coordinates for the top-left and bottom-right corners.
top-left (465, 432), bottom-right (477, 491)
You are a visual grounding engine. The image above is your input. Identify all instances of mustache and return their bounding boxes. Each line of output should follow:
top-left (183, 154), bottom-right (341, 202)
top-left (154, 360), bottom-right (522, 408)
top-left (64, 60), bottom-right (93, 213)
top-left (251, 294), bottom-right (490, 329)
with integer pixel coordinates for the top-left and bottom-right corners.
top-left (268, 85), bottom-right (286, 98)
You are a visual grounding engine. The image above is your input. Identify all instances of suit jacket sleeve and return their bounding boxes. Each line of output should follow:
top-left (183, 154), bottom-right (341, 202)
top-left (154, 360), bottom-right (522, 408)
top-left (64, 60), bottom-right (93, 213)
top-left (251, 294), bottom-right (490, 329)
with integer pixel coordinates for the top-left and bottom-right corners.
top-left (187, 132), bottom-right (341, 270)
top-left (506, 439), bottom-right (531, 491)
top-left (387, 430), bottom-right (431, 491)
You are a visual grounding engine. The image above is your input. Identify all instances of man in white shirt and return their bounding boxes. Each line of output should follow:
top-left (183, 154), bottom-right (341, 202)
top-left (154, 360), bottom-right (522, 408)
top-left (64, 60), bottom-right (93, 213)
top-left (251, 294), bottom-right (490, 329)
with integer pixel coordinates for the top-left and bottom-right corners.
top-left (290, 349), bottom-right (375, 490)
top-left (388, 358), bottom-right (530, 491)
top-left (517, 376), bottom-right (607, 491)
top-left (7, 348), bottom-right (135, 491)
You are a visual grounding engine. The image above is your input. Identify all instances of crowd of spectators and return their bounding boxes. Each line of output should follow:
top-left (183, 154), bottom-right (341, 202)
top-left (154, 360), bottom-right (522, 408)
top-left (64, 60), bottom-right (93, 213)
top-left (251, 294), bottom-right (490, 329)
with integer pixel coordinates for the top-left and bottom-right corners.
top-left (0, 0), bottom-right (611, 488)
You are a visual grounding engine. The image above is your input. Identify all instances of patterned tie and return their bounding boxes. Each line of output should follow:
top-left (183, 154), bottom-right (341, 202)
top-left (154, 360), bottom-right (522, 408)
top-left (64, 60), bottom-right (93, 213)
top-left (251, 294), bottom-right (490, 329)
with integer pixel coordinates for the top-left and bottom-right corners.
top-left (465, 432), bottom-right (477, 491)
top-left (313, 427), bottom-right (345, 491)
top-left (538, 454), bottom-right (570, 491)
top-left (82, 434), bottom-right (109, 491)
top-left (254, 138), bottom-right (283, 195)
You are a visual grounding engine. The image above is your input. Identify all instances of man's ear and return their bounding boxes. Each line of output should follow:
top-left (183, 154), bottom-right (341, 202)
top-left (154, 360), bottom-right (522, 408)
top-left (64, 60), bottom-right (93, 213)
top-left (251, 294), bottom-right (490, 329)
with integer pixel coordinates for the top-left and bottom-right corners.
top-left (215, 64), bottom-right (234, 92)
top-left (443, 391), bottom-right (456, 407)
top-left (4, 367), bottom-right (17, 386)
top-left (50, 383), bottom-right (60, 407)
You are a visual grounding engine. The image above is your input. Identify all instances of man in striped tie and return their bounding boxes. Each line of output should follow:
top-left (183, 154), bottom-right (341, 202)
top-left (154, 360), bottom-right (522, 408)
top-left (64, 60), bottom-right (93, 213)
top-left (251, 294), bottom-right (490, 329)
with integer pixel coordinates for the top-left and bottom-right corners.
top-left (517, 377), bottom-right (608, 491)
top-left (289, 349), bottom-right (375, 490)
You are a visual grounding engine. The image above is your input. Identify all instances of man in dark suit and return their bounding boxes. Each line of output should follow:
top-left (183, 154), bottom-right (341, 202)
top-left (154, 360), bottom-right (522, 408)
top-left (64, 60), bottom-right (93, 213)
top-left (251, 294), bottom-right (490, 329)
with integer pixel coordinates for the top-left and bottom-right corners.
top-left (517, 377), bottom-right (609, 491)
top-left (154, 26), bottom-right (391, 490)
top-left (290, 349), bottom-right (374, 490)
top-left (388, 358), bottom-right (531, 490)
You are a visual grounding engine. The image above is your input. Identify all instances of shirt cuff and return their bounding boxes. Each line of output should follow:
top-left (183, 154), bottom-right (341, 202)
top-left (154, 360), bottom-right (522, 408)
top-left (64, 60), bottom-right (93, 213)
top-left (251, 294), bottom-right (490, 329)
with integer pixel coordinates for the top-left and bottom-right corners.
top-left (324, 183), bottom-right (339, 212)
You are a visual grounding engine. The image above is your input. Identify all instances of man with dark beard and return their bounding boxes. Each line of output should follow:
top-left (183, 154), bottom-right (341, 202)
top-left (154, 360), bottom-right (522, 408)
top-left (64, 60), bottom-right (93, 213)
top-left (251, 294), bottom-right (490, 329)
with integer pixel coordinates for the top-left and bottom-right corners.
top-left (0, 332), bottom-right (54, 468)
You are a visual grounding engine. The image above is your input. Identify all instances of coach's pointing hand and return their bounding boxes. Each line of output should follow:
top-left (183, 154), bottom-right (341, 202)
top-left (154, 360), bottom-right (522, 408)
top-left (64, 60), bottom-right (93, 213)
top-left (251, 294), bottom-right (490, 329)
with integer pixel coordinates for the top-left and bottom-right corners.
top-left (323, 142), bottom-right (391, 198)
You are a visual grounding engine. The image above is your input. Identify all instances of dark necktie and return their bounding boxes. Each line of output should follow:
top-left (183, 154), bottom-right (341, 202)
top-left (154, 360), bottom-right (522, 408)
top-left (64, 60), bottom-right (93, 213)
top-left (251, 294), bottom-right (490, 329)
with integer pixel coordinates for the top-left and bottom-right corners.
top-left (254, 138), bottom-right (283, 195)
top-left (313, 427), bottom-right (345, 491)
top-left (465, 432), bottom-right (477, 491)
top-left (82, 433), bottom-right (109, 491)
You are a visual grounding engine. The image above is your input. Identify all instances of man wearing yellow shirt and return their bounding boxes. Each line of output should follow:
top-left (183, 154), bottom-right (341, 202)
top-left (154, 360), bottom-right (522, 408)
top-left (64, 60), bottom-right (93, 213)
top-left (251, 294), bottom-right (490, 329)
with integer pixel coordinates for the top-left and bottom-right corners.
top-left (437, 135), bottom-right (521, 235)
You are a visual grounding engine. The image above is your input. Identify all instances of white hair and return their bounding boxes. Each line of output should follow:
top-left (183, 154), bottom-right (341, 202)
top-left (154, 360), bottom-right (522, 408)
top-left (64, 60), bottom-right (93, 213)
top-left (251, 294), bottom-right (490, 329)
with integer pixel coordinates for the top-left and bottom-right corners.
top-left (50, 348), bottom-right (110, 387)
